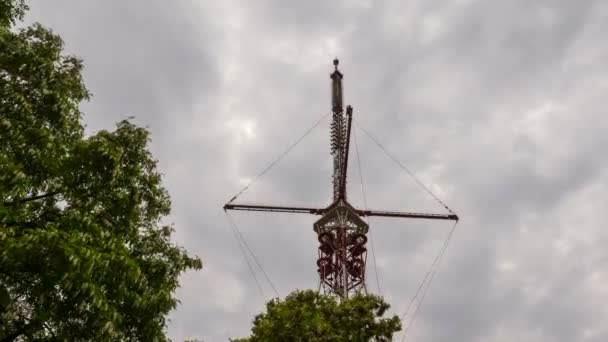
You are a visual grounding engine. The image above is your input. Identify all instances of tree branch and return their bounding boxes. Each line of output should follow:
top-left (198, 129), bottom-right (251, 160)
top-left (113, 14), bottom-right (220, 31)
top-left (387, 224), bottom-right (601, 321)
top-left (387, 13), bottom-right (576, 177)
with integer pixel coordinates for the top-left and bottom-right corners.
top-left (3, 220), bottom-right (38, 228)
top-left (3, 191), bottom-right (60, 207)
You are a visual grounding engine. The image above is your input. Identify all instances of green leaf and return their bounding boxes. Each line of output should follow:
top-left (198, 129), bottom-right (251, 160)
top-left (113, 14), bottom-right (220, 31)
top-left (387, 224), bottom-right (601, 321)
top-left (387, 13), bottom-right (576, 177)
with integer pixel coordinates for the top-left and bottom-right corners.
top-left (0, 5), bottom-right (202, 341)
top-left (234, 290), bottom-right (402, 341)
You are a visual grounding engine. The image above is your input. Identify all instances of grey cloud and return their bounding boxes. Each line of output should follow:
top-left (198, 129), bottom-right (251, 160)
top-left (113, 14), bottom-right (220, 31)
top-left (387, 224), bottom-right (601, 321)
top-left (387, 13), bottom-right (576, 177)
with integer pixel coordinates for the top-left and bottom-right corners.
top-left (25, 0), bottom-right (608, 341)
top-left (27, 0), bottom-right (220, 146)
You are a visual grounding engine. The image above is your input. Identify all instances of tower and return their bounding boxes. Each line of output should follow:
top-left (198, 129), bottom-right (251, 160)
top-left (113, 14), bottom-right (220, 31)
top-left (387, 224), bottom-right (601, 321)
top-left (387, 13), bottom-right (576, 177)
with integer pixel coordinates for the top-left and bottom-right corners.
top-left (224, 60), bottom-right (458, 299)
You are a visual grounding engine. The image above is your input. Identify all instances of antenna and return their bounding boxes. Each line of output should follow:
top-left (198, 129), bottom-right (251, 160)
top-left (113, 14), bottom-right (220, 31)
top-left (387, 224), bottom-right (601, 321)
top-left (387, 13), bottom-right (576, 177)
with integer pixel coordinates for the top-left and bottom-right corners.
top-left (224, 60), bottom-right (459, 299)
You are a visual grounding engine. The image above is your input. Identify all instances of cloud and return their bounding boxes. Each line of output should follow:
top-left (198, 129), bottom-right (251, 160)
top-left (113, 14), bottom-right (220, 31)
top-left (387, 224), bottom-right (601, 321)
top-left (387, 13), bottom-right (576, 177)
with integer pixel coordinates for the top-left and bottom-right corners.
top-left (25, 0), bottom-right (608, 341)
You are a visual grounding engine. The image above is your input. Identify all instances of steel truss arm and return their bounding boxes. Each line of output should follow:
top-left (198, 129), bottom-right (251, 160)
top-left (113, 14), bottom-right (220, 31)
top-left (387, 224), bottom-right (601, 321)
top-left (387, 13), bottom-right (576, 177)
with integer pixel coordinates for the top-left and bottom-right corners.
top-left (224, 203), bottom-right (324, 215)
top-left (224, 203), bottom-right (458, 221)
top-left (357, 209), bottom-right (458, 221)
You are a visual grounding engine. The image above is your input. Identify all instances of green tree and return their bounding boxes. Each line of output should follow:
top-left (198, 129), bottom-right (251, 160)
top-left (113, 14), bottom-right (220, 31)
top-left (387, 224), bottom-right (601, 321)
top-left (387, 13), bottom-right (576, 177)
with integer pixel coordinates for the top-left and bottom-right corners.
top-left (233, 290), bottom-right (401, 342)
top-left (0, 1), bottom-right (202, 340)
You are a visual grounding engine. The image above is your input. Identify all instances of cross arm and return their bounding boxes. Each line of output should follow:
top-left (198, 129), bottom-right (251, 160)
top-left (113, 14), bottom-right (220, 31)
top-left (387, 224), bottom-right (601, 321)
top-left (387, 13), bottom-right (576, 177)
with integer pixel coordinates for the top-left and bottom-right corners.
top-left (223, 203), bottom-right (325, 215)
top-left (357, 209), bottom-right (459, 221)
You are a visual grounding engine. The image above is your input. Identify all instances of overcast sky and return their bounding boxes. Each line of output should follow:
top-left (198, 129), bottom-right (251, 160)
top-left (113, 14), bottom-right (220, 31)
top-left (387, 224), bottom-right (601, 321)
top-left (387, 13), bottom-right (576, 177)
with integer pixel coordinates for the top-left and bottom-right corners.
top-left (24, 0), bottom-right (608, 341)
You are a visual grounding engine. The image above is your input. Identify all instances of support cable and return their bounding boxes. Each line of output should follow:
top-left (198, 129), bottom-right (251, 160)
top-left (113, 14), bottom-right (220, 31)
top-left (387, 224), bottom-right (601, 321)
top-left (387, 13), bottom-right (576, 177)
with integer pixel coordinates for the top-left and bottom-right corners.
top-left (224, 211), bottom-right (266, 300)
top-left (353, 120), bottom-right (456, 215)
top-left (400, 220), bottom-right (459, 341)
top-left (227, 112), bottom-right (330, 204)
top-left (353, 127), bottom-right (382, 295)
top-left (225, 211), bottom-right (280, 298)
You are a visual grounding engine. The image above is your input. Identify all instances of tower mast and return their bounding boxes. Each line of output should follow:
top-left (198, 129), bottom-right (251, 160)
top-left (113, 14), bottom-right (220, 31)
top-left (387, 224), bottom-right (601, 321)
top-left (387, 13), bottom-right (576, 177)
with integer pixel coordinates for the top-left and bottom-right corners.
top-left (330, 58), bottom-right (345, 200)
top-left (224, 59), bottom-right (459, 299)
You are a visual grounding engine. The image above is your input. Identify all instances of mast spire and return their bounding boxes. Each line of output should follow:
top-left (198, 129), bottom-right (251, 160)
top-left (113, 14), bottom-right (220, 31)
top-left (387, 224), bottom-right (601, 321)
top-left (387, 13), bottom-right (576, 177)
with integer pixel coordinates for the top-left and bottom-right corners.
top-left (330, 59), bottom-right (347, 201)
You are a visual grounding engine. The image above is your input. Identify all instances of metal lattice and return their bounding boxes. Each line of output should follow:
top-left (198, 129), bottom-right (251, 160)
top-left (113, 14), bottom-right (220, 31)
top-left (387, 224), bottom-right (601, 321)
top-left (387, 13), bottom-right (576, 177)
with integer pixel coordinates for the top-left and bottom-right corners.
top-left (224, 59), bottom-right (459, 300)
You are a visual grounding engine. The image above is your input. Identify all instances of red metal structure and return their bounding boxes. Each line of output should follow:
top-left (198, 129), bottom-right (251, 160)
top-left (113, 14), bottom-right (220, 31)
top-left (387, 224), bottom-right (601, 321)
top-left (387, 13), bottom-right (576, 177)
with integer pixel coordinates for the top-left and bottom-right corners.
top-left (224, 59), bottom-right (458, 298)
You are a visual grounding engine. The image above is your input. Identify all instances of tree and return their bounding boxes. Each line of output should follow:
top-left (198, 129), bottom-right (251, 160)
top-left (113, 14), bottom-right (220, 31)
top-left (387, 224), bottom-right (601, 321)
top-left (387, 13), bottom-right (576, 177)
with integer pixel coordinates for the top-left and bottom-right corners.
top-left (233, 290), bottom-right (401, 341)
top-left (0, 1), bottom-right (202, 340)
top-left (0, 0), bottom-right (26, 28)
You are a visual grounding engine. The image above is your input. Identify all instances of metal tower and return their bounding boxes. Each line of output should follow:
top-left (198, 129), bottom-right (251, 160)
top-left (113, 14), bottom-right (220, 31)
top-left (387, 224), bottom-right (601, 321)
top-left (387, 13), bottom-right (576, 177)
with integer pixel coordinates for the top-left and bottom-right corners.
top-left (224, 59), bottom-right (459, 299)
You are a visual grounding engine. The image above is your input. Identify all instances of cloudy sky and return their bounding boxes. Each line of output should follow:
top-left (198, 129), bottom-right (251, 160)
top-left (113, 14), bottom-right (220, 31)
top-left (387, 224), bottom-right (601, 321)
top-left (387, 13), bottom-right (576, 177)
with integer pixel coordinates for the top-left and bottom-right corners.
top-left (24, 0), bottom-right (608, 341)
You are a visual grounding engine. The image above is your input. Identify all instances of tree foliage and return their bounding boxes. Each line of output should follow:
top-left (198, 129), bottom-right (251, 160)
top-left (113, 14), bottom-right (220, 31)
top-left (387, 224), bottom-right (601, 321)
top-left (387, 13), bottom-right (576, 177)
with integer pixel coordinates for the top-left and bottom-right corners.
top-left (0, 2), bottom-right (202, 340)
top-left (0, 0), bottom-right (26, 28)
top-left (233, 290), bottom-right (401, 342)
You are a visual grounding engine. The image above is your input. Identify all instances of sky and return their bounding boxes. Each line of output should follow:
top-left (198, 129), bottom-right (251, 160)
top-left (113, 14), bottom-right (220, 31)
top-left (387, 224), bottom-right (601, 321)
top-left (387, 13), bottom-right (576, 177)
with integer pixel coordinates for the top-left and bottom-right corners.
top-left (23, 0), bottom-right (608, 341)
